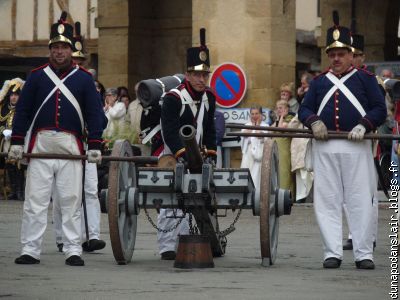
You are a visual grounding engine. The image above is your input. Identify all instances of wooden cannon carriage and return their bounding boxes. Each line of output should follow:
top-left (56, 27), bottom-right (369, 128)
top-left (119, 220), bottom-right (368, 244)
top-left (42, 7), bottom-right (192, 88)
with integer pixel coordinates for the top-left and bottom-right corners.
top-left (102, 125), bottom-right (292, 266)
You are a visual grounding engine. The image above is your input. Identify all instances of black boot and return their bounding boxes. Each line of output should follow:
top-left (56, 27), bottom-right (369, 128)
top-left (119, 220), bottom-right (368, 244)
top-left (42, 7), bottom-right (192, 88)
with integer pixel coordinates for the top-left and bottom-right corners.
top-left (343, 239), bottom-right (353, 250)
top-left (7, 166), bottom-right (18, 200)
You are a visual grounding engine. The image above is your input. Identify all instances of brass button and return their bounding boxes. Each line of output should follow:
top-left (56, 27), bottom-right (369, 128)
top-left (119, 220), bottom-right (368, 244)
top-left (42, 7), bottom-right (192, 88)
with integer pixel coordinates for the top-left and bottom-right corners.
top-left (57, 113), bottom-right (60, 116)
top-left (336, 116), bottom-right (339, 119)
top-left (58, 106), bottom-right (61, 109)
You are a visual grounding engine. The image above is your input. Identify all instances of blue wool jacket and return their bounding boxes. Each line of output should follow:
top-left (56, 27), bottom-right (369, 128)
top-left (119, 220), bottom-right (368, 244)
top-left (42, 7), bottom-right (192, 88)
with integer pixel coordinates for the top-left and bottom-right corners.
top-left (298, 67), bottom-right (387, 132)
top-left (11, 63), bottom-right (107, 151)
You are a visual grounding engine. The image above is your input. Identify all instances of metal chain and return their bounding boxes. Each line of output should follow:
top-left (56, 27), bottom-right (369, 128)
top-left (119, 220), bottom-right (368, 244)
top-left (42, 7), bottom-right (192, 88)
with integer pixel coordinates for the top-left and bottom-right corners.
top-left (188, 212), bottom-right (199, 235)
top-left (219, 206), bottom-right (243, 237)
top-left (143, 206), bottom-right (185, 233)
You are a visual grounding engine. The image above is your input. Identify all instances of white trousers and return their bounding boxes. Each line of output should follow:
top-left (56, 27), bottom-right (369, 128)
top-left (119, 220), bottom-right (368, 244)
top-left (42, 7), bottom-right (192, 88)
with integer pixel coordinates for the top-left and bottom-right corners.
top-left (157, 209), bottom-right (189, 254)
top-left (313, 140), bottom-right (376, 262)
top-left (20, 131), bottom-right (82, 259)
top-left (53, 161), bottom-right (101, 244)
top-left (345, 192), bottom-right (379, 243)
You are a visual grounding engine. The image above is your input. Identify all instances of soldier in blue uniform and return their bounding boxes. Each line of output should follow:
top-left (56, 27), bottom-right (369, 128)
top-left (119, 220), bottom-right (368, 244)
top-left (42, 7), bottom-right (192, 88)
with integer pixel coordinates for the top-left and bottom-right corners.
top-left (52, 20), bottom-right (106, 254)
top-left (157, 28), bottom-right (217, 260)
top-left (9, 12), bottom-right (107, 266)
top-left (298, 12), bottom-right (386, 269)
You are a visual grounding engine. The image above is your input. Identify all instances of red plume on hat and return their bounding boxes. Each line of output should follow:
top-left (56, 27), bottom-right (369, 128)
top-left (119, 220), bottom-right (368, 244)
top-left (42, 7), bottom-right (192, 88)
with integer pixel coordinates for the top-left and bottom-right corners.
top-left (59, 11), bottom-right (68, 24)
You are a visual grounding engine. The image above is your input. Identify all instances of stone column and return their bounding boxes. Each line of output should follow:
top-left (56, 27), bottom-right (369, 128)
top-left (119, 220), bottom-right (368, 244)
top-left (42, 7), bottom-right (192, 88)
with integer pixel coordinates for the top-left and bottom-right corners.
top-left (192, 0), bottom-right (296, 109)
top-left (193, 0), bottom-right (295, 167)
top-left (96, 0), bottom-right (129, 88)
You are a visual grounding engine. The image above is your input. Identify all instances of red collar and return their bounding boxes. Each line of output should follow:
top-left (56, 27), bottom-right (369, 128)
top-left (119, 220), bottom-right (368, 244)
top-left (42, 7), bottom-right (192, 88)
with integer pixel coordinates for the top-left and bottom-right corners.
top-left (328, 65), bottom-right (355, 78)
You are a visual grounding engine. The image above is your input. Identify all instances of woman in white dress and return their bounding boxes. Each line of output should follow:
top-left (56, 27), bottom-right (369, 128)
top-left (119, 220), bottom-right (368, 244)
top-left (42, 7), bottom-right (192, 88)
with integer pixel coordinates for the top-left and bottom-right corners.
top-left (103, 88), bottom-right (127, 148)
top-left (240, 106), bottom-right (268, 191)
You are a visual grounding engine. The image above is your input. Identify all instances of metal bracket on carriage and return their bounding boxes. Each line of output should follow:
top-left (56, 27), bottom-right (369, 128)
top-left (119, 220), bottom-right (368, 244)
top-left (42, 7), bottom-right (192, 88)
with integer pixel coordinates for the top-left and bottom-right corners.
top-left (227, 171), bottom-right (236, 184)
top-left (201, 163), bottom-right (213, 193)
top-left (150, 171), bottom-right (160, 183)
top-left (174, 162), bottom-right (184, 193)
top-left (152, 198), bottom-right (162, 213)
top-left (229, 198), bottom-right (240, 212)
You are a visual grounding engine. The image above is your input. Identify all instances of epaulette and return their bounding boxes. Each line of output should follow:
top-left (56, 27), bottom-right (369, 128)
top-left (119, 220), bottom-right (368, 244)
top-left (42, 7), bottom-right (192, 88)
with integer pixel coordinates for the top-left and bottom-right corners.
top-left (357, 67), bottom-right (375, 76)
top-left (164, 83), bottom-right (184, 98)
top-left (176, 83), bottom-right (185, 90)
top-left (165, 90), bottom-right (180, 99)
top-left (315, 69), bottom-right (329, 79)
top-left (31, 63), bottom-right (49, 73)
top-left (78, 65), bottom-right (93, 76)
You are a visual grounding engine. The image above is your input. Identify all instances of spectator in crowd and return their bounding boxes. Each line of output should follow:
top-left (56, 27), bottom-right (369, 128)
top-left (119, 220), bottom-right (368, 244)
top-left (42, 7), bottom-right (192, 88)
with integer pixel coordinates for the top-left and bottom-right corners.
top-left (120, 94), bottom-right (131, 110)
top-left (280, 82), bottom-right (299, 114)
top-left (240, 106), bottom-right (268, 192)
top-left (214, 110), bottom-right (225, 168)
top-left (288, 115), bottom-right (313, 203)
top-left (117, 86), bottom-right (129, 99)
top-left (380, 68), bottom-right (394, 80)
top-left (88, 69), bottom-right (97, 79)
top-left (297, 72), bottom-right (313, 103)
top-left (274, 99), bottom-right (295, 128)
top-left (94, 80), bottom-right (105, 104)
top-left (272, 100), bottom-right (295, 196)
top-left (0, 78), bottom-right (25, 201)
top-left (126, 83), bottom-right (143, 144)
top-left (103, 88), bottom-right (127, 148)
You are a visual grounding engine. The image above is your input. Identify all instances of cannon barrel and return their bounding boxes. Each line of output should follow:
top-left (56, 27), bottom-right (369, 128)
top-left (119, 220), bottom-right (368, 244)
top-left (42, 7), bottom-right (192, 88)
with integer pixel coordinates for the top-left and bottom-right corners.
top-left (179, 125), bottom-right (203, 173)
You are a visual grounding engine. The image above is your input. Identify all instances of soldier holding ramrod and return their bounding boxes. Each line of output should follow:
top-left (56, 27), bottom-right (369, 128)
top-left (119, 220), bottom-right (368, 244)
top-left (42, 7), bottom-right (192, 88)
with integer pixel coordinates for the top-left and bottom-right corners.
top-left (298, 12), bottom-right (386, 269)
top-left (9, 12), bottom-right (107, 266)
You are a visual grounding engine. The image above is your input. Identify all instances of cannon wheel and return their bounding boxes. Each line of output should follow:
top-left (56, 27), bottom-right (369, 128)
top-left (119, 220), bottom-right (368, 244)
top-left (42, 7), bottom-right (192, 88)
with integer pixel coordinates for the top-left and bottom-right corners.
top-left (107, 140), bottom-right (138, 265)
top-left (259, 139), bottom-right (279, 266)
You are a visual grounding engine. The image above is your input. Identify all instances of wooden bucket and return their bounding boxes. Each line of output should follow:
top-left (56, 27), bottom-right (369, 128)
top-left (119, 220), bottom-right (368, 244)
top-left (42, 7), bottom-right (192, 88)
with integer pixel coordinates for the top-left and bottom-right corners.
top-left (174, 235), bottom-right (214, 269)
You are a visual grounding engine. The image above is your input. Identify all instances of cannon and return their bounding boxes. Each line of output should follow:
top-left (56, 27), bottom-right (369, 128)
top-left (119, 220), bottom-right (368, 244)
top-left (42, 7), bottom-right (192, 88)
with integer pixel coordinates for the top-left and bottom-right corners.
top-left (102, 125), bottom-right (292, 266)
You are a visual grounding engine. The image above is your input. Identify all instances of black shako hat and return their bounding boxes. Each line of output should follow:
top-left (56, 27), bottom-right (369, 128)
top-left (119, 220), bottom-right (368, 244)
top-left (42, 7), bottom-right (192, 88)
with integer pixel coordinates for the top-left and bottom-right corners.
top-left (72, 22), bottom-right (86, 59)
top-left (49, 11), bottom-right (74, 48)
top-left (187, 28), bottom-right (210, 72)
top-left (350, 20), bottom-right (364, 55)
top-left (325, 11), bottom-right (352, 53)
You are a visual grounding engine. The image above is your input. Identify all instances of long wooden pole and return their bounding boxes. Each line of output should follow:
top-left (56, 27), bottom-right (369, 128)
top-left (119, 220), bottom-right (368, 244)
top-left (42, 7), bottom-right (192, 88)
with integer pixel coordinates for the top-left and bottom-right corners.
top-left (0, 152), bottom-right (158, 163)
top-left (226, 124), bottom-right (400, 140)
top-left (227, 132), bottom-right (400, 140)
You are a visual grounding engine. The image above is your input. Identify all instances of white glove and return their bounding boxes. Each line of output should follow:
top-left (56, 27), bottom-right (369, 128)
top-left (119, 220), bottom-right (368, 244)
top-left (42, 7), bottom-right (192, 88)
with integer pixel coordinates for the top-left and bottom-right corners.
top-left (2, 129), bottom-right (12, 140)
top-left (348, 124), bottom-right (366, 141)
top-left (8, 145), bottom-right (23, 160)
top-left (87, 150), bottom-right (102, 164)
top-left (311, 120), bottom-right (328, 140)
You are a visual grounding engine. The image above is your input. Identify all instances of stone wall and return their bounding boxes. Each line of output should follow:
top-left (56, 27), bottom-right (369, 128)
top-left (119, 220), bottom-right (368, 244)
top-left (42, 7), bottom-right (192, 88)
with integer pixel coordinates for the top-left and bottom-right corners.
top-left (319, 0), bottom-right (398, 69)
top-left (192, 0), bottom-right (296, 110)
